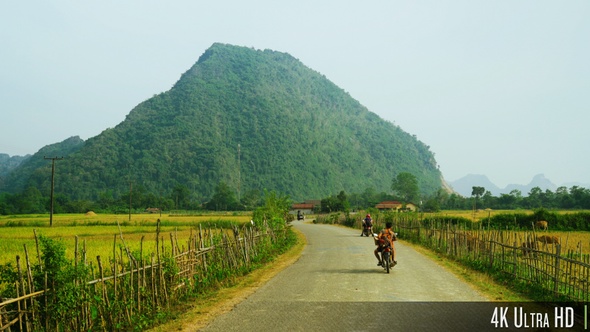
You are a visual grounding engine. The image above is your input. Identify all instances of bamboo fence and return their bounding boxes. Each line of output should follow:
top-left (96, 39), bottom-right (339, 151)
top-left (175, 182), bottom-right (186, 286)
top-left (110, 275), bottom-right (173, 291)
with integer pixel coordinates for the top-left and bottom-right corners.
top-left (0, 221), bottom-right (286, 331)
top-left (397, 217), bottom-right (590, 302)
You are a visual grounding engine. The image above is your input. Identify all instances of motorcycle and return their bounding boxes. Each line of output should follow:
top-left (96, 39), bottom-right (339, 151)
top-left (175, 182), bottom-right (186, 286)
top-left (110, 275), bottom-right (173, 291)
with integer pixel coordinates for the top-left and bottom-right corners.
top-left (361, 223), bottom-right (372, 237)
top-left (374, 233), bottom-right (397, 273)
top-left (381, 243), bottom-right (395, 273)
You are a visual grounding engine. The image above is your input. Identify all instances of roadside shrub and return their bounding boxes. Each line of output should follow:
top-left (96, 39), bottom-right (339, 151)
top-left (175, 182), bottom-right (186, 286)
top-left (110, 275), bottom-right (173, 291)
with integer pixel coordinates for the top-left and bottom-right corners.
top-left (0, 235), bottom-right (93, 330)
top-left (252, 191), bottom-right (291, 230)
top-left (312, 213), bottom-right (341, 225)
top-left (342, 212), bottom-right (356, 227)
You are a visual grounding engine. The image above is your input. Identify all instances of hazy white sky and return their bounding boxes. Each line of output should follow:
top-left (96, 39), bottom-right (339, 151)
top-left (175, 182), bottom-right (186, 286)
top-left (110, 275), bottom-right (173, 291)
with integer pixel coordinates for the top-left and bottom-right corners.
top-left (1, 1), bottom-right (589, 188)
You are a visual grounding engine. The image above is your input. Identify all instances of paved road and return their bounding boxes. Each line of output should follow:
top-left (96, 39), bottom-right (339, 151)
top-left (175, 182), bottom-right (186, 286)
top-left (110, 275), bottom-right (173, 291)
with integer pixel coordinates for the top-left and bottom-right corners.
top-left (201, 220), bottom-right (511, 331)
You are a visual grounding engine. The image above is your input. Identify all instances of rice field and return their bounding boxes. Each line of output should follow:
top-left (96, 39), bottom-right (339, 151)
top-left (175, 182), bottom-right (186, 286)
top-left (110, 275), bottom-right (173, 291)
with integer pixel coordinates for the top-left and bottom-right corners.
top-left (422, 209), bottom-right (530, 221)
top-left (0, 212), bottom-right (252, 265)
top-left (418, 210), bottom-right (590, 255)
top-left (425, 209), bottom-right (590, 222)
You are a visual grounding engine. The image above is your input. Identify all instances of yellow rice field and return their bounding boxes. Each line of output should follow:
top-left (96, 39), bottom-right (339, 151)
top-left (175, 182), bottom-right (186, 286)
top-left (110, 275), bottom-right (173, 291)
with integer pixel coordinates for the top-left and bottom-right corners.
top-left (0, 212), bottom-right (252, 265)
top-left (418, 210), bottom-right (590, 255)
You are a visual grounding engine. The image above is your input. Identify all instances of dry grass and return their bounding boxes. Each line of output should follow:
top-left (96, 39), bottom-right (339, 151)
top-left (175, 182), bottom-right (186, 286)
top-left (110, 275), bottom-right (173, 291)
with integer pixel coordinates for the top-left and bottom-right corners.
top-left (524, 230), bottom-right (590, 255)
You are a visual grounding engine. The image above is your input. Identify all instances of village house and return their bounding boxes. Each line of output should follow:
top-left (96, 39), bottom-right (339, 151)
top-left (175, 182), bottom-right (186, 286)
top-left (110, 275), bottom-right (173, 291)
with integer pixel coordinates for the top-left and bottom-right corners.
top-left (290, 200), bottom-right (320, 215)
top-left (375, 201), bottom-right (417, 212)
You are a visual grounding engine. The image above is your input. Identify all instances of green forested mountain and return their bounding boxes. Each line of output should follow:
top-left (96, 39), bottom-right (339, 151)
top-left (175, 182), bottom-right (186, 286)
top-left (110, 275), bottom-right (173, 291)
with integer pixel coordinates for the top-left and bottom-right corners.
top-left (2, 43), bottom-right (443, 202)
top-left (2, 136), bottom-right (84, 195)
top-left (0, 153), bottom-right (31, 177)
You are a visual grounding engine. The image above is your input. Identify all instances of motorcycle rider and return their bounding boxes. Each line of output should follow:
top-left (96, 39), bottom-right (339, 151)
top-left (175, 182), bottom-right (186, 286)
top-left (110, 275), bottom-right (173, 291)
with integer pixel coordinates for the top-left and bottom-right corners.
top-left (361, 214), bottom-right (373, 236)
top-left (374, 221), bottom-right (397, 266)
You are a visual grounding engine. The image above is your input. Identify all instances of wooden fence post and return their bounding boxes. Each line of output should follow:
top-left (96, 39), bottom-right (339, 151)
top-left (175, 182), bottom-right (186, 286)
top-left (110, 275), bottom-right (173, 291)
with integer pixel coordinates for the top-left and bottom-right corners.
top-left (33, 229), bottom-right (42, 272)
top-left (15, 255), bottom-right (30, 331)
top-left (553, 244), bottom-right (562, 295)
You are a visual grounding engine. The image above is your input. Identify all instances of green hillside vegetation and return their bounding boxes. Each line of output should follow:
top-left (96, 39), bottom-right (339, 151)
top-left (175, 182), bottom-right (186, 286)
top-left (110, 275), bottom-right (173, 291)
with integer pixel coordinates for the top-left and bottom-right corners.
top-left (1, 43), bottom-right (442, 205)
top-left (0, 154), bottom-right (30, 177)
top-left (2, 137), bottom-right (84, 193)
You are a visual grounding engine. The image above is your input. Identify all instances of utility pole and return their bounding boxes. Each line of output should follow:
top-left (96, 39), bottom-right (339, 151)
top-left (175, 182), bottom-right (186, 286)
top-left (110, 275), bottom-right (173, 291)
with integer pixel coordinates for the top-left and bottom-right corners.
top-left (128, 164), bottom-right (132, 222)
top-left (44, 156), bottom-right (63, 227)
top-left (237, 143), bottom-right (241, 202)
top-left (129, 181), bottom-right (132, 222)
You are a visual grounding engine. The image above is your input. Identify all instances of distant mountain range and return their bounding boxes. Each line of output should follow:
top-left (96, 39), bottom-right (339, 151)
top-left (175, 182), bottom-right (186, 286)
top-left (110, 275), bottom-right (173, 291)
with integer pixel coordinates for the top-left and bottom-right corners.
top-left (449, 174), bottom-right (590, 197)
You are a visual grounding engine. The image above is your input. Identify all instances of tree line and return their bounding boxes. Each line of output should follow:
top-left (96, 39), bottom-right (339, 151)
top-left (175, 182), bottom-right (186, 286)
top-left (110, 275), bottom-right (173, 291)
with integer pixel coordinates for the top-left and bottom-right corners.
top-left (0, 181), bottom-right (262, 215)
top-left (1, 171), bottom-right (589, 216)
top-left (319, 174), bottom-right (590, 213)
top-left (432, 185), bottom-right (590, 211)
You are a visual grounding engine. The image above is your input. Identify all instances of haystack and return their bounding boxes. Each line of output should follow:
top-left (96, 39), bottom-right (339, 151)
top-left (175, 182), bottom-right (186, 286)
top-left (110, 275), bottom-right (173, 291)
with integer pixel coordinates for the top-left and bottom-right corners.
top-left (85, 211), bottom-right (97, 216)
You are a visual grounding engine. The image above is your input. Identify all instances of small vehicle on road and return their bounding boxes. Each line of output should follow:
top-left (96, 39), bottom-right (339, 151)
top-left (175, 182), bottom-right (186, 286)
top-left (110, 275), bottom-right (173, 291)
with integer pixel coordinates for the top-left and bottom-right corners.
top-left (374, 233), bottom-right (397, 273)
top-left (361, 223), bottom-right (372, 236)
top-left (381, 243), bottom-right (395, 273)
